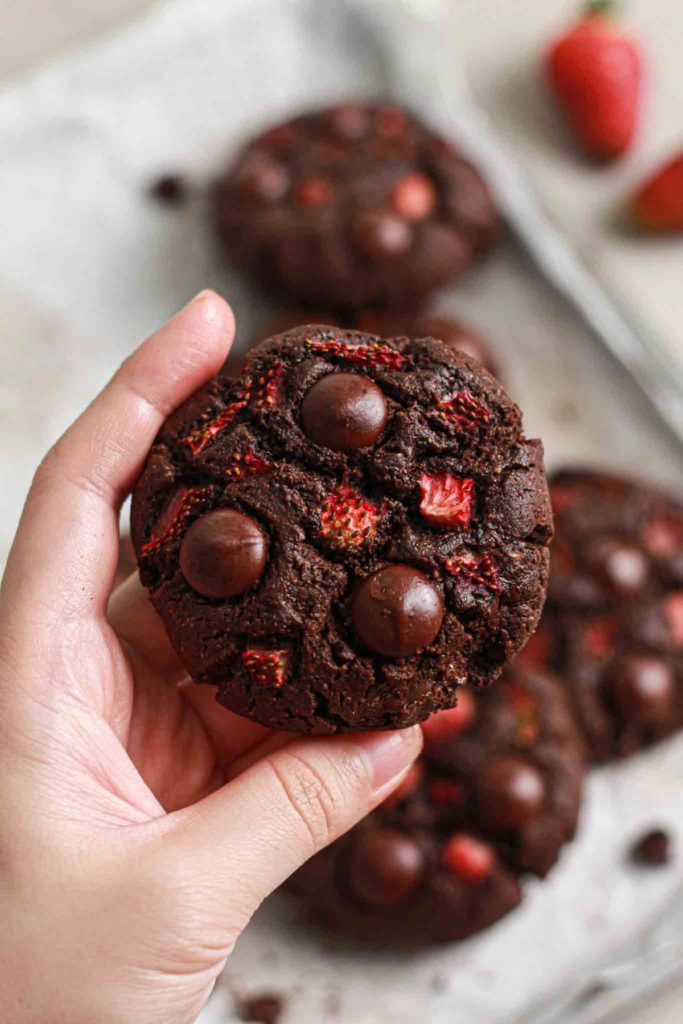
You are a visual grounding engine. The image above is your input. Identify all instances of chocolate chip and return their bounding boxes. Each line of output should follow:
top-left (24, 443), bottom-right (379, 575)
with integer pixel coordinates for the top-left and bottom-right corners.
top-left (149, 174), bottom-right (188, 206)
top-left (327, 104), bottom-right (371, 141)
top-left (238, 993), bottom-right (284, 1024)
top-left (180, 509), bottom-right (267, 599)
top-left (392, 172), bottom-right (437, 221)
top-left (585, 536), bottom-right (650, 597)
top-left (351, 565), bottom-right (444, 657)
top-left (237, 158), bottom-right (290, 205)
top-left (353, 211), bottom-right (413, 258)
top-left (630, 828), bottom-right (671, 866)
top-left (476, 755), bottom-right (546, 830)
top-left (300, 372), bottom-right (388, 452)
top-left (347, 827), bottom-right (424, 905)
top-left (611, 653), bottom-right (675, 723)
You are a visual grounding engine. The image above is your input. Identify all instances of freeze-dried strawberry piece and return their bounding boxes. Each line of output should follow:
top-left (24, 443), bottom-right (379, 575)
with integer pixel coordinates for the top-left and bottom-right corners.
top-left (306, 337), bottom-right (407, 371)
top-left (421, 692), bottom-right (476, 747)
top-left (419, 473), bottom-right (474, 528)
top-left (435, 390), bottom-right (490, 431)
top-left (183, 395), bottom-right (250, 456)
top-left (582, 617), bottom-right (617, 659)
top-left (140, 486), bottom-right (214, 557)
top-left (224, 448), bottom-right (274, 483)
top-left (318, 485), bottom-right (386, 549)
top-left (644, 516), bottom-right (683, 557)
top-left (441, 833), bottom-right (494, 884)
top-left (242, 648), bottom-right (289, 688)
top-left (250, 360), bottom-right (284, 411)
top-left (664, 592), bottom-right (683, 647)
top-left (502, 681), bottom-right (539, 746)
top-left (444, 551), bottom-right (501, 592)
top-left (428, 779), bottom-right (466, 806)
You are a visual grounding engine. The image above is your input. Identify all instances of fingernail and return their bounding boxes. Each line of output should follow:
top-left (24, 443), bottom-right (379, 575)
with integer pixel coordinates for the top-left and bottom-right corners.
top-left (187, 289), bottom-right (215, 306)
top-left (354, 726), bottom-right (423, 794)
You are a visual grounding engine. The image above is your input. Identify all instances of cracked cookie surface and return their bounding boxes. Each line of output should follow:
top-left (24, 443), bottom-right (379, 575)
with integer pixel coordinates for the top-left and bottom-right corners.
top-left (131, 325), bottom-right (551, 733)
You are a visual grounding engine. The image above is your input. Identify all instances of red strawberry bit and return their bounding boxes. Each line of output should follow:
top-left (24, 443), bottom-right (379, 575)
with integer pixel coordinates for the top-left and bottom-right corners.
top-left (242, 648), bottom-right (289, 688)
top-left (183, 393), bottom-right (250, 456)
top-left (319, 485), bottom-right (386, 549)
top-left (384, 761), bottom-right (425, 807)
top-left (141, 486), bottom-right (213, 557)
top-left (251, 360), bottom-right (284, 412)
top-left (630, 151), bottom-right (683, 233)
top-left (436, 390), bottom-right (490, 432)
top-left (375, 105), bottom-right (409, 138)
top-left (441, 833), bottom-right (495, 884)
top-left (421, 692), bottom-right (476, 748)
top-left (664, 592), bottom-right (683, 647)
top-left (644, 516), bottom-right (683, 557)
top-left (503, 682), bottom-right (540, 746)
top-left (428, 779), bottom-right (466, 806)
top-left (419, 473), bottom-right (474, 528)
top-left (516, 625), bottom-right (550, 669)
top-left (392, 172), bottom-right (436, 222)
top-left (294, 176), bottom-right (334, 208)
top-left (549, 482), bottom-right (583, 514)
top-left (583, 616), bottom-right (617, 659)
top-left (224, 449), bottom-right (274, 483)
top-left (444, 551), bottom-right (501, 592)
top-left (263, 123), bottom-right (297, 150)
top-left (306, 337), bottom-right (407, 371)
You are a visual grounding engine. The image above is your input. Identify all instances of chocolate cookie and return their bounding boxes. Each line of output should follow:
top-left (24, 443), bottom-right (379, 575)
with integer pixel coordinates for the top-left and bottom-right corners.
top-left (288, 666), bottom-right (584, 944)
top-left (215, 102), bottom-right (497, 313)
top-left (131, 325), bottom-right (551, 733)
top-left (527, 469), bottom-right (683, 761)
top-left (355, 310), bottom-right (498, 376)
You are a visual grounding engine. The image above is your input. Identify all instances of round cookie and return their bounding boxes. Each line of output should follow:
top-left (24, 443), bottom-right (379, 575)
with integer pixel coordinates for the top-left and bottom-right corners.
top-left (288, 667), bottom-right (584, 944)
top-left (215, 102), bottom-right (498, 313)
top-left (526, 469), bottom-right (683, 762)
top-left (131, 325), bottom-right (552, 733)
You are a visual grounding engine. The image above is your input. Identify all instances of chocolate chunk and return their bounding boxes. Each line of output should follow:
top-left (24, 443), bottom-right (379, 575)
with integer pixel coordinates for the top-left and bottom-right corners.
top-left (149, 174), bottom-right (188, 206)
top-left (238, 993), bottom-right (284, 1024)
top-left (630, 828), bottom-right (671, 866)
top-left (347, 827), bottom-right (425, 905)
top-left (611, 654), bottom-right (675, 723)
top-left (585, 536), bottom-right (650, 596)
top-left (180, 509), bottom-right (267, 599)
top-left (300, 372), bottom-right (388, 452)
top-left (353, 211), bottom-right (413, 259)
top-left (351, 565), bottom-right (444, 657)
top-left (476, 755), bottom-right (546, 830)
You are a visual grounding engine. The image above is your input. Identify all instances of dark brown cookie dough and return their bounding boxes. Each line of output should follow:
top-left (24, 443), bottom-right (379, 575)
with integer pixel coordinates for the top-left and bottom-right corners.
top-left (527, 469), bottom-right (683, 762)
top-left (215, 102), bottom-right (498, 313)
top-left (288, 666), bottom-right (584, 944)
top-left (131, 325), bottom-right (551, 733)
top-left (354, 310), bottom-right (498, 377)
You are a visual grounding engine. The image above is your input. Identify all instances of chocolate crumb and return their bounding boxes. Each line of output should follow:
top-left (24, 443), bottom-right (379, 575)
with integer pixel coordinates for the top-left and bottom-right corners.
top-left (149, 174), bottom-right (188, 206)
top-left (631, 829), bottom-right (671, 865)
top-left (238, 993), bottom-right (284, 1024)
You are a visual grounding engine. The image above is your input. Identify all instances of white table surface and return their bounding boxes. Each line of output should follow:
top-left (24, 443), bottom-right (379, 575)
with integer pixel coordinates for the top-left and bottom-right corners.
top-left (1, 2), bottom-right (682, 1022)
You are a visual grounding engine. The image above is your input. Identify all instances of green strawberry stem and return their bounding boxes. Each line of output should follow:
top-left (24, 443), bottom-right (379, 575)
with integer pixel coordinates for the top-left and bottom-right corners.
top-left (583, 0), bottom-right (617, 16)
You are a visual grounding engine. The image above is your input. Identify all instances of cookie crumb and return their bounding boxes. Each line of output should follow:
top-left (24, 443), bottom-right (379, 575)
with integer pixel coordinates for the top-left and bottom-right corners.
top-left (630, 828), bottom-right (671, 865)
top-left (149, 174), bottom-right (188, 206)
top-left (238, 993), bottom-right (284, 1024)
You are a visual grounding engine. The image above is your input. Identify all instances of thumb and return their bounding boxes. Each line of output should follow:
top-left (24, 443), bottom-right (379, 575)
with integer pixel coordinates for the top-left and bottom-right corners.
top-left (160, 727), bottom-right (422, 927)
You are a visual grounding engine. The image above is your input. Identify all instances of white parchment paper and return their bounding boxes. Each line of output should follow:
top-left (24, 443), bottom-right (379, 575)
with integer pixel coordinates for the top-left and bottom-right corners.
top-left (1, 2), bottom-right (683, 1022)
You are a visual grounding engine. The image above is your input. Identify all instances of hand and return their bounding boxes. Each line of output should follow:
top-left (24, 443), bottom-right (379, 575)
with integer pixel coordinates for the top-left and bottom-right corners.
top-left (0, 292), bottom-right (422, 1024)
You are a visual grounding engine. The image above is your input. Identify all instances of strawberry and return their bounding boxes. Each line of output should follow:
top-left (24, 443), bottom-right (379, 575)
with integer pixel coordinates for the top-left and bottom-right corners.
top-left (441, 833), bottom-right (495, 884)
top-left (140, 486), bottom-right (213, 557)
top-left (183, 397), bottom-right (249, 456)
top-left (444, 551), bottom-right (501, 592)
top-left (419, 473), bottom-right (475, 528)
top-left (421, 692), bottom-right (476, 747)
top-left (546, 1), bottom-right (643, 161)
top-left (305, 337), bottom-right (407, 371)
top-left (250, 360), bottom-right (285, 412)
top-left (224, 448), bottom-right (273, 483)
top-left (582, 616), bottom-right (617, 659)
top-left (502, 682), bottom-right (540, 746)
top-left (242, 648), bottom-right (289, 688)
top-left (664, 592), bottom-right (683, 647)
top-left (435, 390), bottom-right (490, 431)
top-left (318, 484), bottom-right (386, 549)
top-left (428, 779), bottom-right (466, 806)
top-left (630, 153), bottom-right (683, 232)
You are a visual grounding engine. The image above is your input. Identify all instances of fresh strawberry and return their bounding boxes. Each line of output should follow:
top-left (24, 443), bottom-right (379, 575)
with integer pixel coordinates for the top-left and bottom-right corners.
top-left (318, 484), bottom-right (386, 549)
top-left (441, 833), bottom-right (495, 884)
top-left (435, 390), bottom-right (490, 431)
top-left (444, 551), bottom-right (501, 592)
top-left (383, 761), bottom-right (425, 807)
top-left (224, 448), bottom-right (274, 483)
top-left (305, 337), bottom-right (407, 371)
top-left (183, 398), bottom-right (249, 456)
top-left (250, 360), bottom-right (285, 410)
top-left (419, 473), bottom-right (475, 528)
top-left (428, 779), bottom-right (466, 806)
top-left (421, 692), bottom-right (476, 747)
top-left (140, 486), bottom-right (213, 557)
top-left (242, 648), bottom-right (289, 688)
top-left (546, 1), bottom-right (643, 161)
top-left (630, 153), bottom-right (683, 232)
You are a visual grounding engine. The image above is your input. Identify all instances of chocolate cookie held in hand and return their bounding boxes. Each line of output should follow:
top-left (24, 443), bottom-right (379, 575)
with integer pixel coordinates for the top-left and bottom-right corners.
top-left (288, 666), bottom-right (584, 944)
top-left (132, 325), bottom-right (552, 733)
top-left (214, 102), bottom-right (498, 313)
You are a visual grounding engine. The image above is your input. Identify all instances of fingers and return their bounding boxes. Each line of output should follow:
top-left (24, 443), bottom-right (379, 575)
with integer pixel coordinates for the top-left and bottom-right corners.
top-left (159, 726), bottom-right (423, 929)
top-left (108, 574), bottom-right (186, 680)
top-left (1, 292), bottom-right (234, 626)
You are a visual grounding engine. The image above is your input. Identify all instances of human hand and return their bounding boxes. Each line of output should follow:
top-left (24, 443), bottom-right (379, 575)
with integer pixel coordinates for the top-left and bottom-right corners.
top-left (0, 292), bottom-right (422, 1024)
